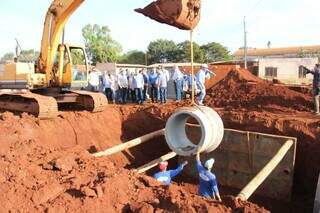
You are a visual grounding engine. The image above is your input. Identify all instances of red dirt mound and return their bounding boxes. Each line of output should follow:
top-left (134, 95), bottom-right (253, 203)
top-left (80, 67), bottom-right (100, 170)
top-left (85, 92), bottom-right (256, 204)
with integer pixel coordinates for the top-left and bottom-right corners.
top-left (180, 64), bottom-right (234, 89)
top-left (0, 137), bottom-right (268, 212)
top-left (206, 69), bottom-right (313, 112)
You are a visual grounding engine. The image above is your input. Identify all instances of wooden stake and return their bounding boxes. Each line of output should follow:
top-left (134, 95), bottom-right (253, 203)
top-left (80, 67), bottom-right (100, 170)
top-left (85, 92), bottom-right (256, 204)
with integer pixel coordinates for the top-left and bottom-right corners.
top-left (236, 140), bottom-right (294, 201)
top-left (93, 129), bottom-right (165, 157)
top-left (136, 151), bottom-right (177, 174)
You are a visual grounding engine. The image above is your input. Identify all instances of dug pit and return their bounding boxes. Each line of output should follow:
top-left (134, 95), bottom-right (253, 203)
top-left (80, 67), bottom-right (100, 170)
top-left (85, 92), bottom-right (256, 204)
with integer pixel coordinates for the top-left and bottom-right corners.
top-left (0, 69), bottom-right (319, 213)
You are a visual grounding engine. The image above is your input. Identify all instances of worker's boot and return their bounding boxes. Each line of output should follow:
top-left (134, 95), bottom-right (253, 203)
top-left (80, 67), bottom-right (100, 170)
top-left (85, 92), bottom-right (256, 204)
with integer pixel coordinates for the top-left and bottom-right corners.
top-left (135, 0), bottom-right (201, 30)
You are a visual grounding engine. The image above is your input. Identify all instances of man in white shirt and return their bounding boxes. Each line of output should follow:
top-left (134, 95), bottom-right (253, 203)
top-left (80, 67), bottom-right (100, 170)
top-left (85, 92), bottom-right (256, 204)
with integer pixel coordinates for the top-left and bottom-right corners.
top-left (88, 67), bottom-right (100, 92)
top-left (103, 71), bottom-right (113, 102)
top-left (172, 65), bottom-right (184, 101)
top-left (158, 65), bottom-right (170, 101)
top-left (128, 70), bottom-right (136, 103)
top-left (133, 69), bottom-right (145, 104)
top-left (196, 64), bottom-right (216, 105)
top-left (157, 69), bottom-right (168, 104)
top-left (117, 69), bottom-right (129, 104)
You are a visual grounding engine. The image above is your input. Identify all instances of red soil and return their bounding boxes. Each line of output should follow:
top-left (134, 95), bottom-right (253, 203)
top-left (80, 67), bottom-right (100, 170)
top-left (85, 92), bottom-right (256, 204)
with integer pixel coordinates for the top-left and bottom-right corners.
top-left (0, 107), bottom-right (268, 212)
top-left (206, 68), bottom-right (313, 113)
top-left (180, 64), bottom-right (234, 89)
top-left (0, 68), bottom-right (319, 212)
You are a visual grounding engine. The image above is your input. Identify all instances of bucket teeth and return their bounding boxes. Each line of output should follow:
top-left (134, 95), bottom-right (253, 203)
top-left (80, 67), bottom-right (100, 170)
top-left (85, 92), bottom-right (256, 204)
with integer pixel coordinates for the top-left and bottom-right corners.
top-left (135, 0), bottom-right (201, 30)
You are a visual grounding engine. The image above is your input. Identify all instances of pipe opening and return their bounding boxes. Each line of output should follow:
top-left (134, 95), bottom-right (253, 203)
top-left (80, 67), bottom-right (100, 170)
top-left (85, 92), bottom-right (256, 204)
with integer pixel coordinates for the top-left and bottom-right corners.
top-left (185, 117), bottom-right (202, 145)
top-left (166, 111), bottom-right (204, 154)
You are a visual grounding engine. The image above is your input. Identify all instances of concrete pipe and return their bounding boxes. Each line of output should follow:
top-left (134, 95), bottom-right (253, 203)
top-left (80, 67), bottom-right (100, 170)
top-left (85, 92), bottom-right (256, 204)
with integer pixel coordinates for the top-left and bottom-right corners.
top-left (165, 106), bottom-right (224, 156)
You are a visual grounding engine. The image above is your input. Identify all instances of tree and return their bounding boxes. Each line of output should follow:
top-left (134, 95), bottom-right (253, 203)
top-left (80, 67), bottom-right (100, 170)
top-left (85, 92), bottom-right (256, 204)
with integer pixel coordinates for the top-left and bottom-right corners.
top-left (82, 24), bottom-right (122, 64)
top-left (147, 39), bottom-right (178, 64)
top-left (201, 42), bottom-right (231, 62)
top-left (119, 50), bottom-right (146, 65)
top-left (176, 41), bottom-right (205, 63)
top-left (0, 52), bottom-right (14, 63)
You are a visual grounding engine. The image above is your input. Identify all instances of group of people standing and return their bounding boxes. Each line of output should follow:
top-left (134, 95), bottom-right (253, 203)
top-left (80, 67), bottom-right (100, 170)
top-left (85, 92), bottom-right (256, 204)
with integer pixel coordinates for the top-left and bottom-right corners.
top-left (88, 64), bottom-right (215, 106)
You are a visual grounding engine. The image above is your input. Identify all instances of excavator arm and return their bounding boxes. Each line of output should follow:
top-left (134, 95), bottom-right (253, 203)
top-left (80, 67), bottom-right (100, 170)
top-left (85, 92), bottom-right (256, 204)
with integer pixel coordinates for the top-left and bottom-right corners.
top-left (38, 0), bottom-right (84, 86)
top-left (36, 0), bottom-right (201, 87)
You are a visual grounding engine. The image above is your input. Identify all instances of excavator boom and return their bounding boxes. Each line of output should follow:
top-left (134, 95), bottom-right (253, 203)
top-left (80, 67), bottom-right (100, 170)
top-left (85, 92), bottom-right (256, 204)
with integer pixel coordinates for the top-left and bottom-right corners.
top-left (38, 0), bottom-right (85, 86)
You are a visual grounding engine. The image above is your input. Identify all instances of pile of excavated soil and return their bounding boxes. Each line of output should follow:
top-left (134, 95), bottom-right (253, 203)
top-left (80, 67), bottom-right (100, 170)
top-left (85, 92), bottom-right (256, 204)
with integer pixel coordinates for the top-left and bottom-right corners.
top-left (180, 64), bottom-right (234, 89)
top-left (206, 69), bottom-right (313, 113)
top-left (0, 108), bottom-right (268, 213)
top-left (207, 65), bottom-right (236, 88)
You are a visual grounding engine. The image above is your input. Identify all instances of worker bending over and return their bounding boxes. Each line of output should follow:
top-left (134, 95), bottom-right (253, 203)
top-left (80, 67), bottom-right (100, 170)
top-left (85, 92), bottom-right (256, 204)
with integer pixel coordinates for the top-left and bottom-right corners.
top-left (196, 152), bottom-right (221, 201)
top-left (153, 161), bottom-right (188, 185)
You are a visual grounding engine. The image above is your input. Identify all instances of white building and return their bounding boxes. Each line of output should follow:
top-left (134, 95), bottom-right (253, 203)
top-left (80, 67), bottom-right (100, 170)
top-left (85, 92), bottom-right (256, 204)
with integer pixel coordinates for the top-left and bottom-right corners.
top-left (233, 45), bottom-right (320, 85)
top-left (258, 58), bottom-right (316, 85)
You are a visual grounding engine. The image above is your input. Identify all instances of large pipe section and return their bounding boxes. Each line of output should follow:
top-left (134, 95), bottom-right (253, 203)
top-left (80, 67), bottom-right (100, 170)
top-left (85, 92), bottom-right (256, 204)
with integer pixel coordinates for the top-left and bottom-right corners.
top-left (236, 140), bottom-right (294, 201)
top-left (93, 129), bottom-right (165, 157)
top-left (165, 106), bottom-right (224, 156)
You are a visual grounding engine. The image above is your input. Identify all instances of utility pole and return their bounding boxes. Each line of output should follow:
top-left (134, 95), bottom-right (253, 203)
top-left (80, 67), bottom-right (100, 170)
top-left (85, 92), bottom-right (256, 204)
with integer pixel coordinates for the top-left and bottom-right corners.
top-left (243, 16), bottom-right (248, 69)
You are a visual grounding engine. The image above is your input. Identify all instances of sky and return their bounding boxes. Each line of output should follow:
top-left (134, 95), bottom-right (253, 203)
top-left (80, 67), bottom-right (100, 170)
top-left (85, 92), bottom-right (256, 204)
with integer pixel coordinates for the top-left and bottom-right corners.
top-left (0, 0), bottom-right (320, 57)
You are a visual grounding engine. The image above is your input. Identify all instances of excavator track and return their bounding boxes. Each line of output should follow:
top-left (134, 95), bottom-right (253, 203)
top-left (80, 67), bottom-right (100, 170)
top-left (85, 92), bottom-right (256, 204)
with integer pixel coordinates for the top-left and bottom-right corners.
top-left (0, 92), bottom-right (58, 119)
top-left (71, 90), bottom-right (108, 112)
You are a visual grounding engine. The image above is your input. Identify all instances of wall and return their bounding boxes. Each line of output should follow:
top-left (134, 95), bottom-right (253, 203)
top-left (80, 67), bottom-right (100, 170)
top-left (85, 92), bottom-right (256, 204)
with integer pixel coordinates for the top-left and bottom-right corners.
top-left (258, 58), bottom-right (316, 85)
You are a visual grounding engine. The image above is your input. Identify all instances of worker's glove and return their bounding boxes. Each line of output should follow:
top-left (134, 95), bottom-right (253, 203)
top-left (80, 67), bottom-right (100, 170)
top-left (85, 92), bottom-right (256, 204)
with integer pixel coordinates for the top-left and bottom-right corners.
top-left (182, 161), bottom-right (188, 167)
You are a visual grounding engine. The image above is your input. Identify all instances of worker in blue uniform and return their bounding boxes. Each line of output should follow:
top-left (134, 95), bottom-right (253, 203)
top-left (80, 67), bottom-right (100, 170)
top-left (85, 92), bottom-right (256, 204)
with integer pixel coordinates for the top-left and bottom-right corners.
top-left (153, 161), bottom-right (188, 185)
top-left (196, 152), bottom-right (222, 201)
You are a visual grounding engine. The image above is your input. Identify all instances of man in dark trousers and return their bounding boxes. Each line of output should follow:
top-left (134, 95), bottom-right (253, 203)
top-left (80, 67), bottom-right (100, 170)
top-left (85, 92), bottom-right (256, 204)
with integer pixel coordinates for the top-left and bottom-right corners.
top-left (302, 64), bottom-right (320, 115)
top-left (196, 152), bottom-right (222, 201)
top-left (149, 68), bottom-right (159, 103)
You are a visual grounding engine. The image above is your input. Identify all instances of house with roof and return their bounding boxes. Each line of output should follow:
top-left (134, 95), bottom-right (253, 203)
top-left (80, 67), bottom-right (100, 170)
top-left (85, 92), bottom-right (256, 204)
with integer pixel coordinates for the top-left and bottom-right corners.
top-left (232, 45), bottom-right (320, 85)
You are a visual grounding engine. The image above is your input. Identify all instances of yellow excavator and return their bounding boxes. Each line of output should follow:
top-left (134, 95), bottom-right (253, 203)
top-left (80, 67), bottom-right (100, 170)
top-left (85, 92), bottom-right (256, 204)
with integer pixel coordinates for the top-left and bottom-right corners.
top-left (0, 0), bottom-right (201, 119)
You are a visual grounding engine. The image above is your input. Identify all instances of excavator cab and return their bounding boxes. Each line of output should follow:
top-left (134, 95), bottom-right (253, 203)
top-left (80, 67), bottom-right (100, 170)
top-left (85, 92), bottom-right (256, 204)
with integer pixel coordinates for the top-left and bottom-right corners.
top-left (59, 44), bottom-right (89, 89)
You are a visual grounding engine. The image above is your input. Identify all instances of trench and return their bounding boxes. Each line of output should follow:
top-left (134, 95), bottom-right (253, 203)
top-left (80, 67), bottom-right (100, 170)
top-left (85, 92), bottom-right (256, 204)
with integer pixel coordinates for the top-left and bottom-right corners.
top-left (0, 104), bottom-right (316, 212)
top-left (110, 108), bottom-right (293, 213)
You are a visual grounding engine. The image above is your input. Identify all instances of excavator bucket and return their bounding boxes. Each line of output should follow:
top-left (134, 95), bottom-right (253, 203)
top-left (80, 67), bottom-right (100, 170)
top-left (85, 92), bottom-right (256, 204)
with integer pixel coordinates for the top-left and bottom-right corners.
top-left (135, 0), bottom-right (201, 30)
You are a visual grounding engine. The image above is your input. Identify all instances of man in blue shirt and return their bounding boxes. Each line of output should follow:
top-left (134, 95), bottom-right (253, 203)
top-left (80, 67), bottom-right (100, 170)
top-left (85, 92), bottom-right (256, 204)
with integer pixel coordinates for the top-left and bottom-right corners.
top-left (149, 68), bottom-right (159, 103)
top-left (196, 152), bottom-right (221, 201)
top-left (153, 161), bottom-right (188, 185)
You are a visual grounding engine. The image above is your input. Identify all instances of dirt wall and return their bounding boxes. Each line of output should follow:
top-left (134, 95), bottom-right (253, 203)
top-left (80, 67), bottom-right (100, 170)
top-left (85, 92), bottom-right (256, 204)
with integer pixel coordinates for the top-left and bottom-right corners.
top-left (0, 105), bottom-right (268, 212)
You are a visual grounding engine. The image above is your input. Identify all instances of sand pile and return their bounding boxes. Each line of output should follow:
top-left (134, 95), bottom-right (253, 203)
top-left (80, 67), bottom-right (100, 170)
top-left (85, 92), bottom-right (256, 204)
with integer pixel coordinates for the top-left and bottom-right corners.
top-left (206, 69), bottom-right (313, 112)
